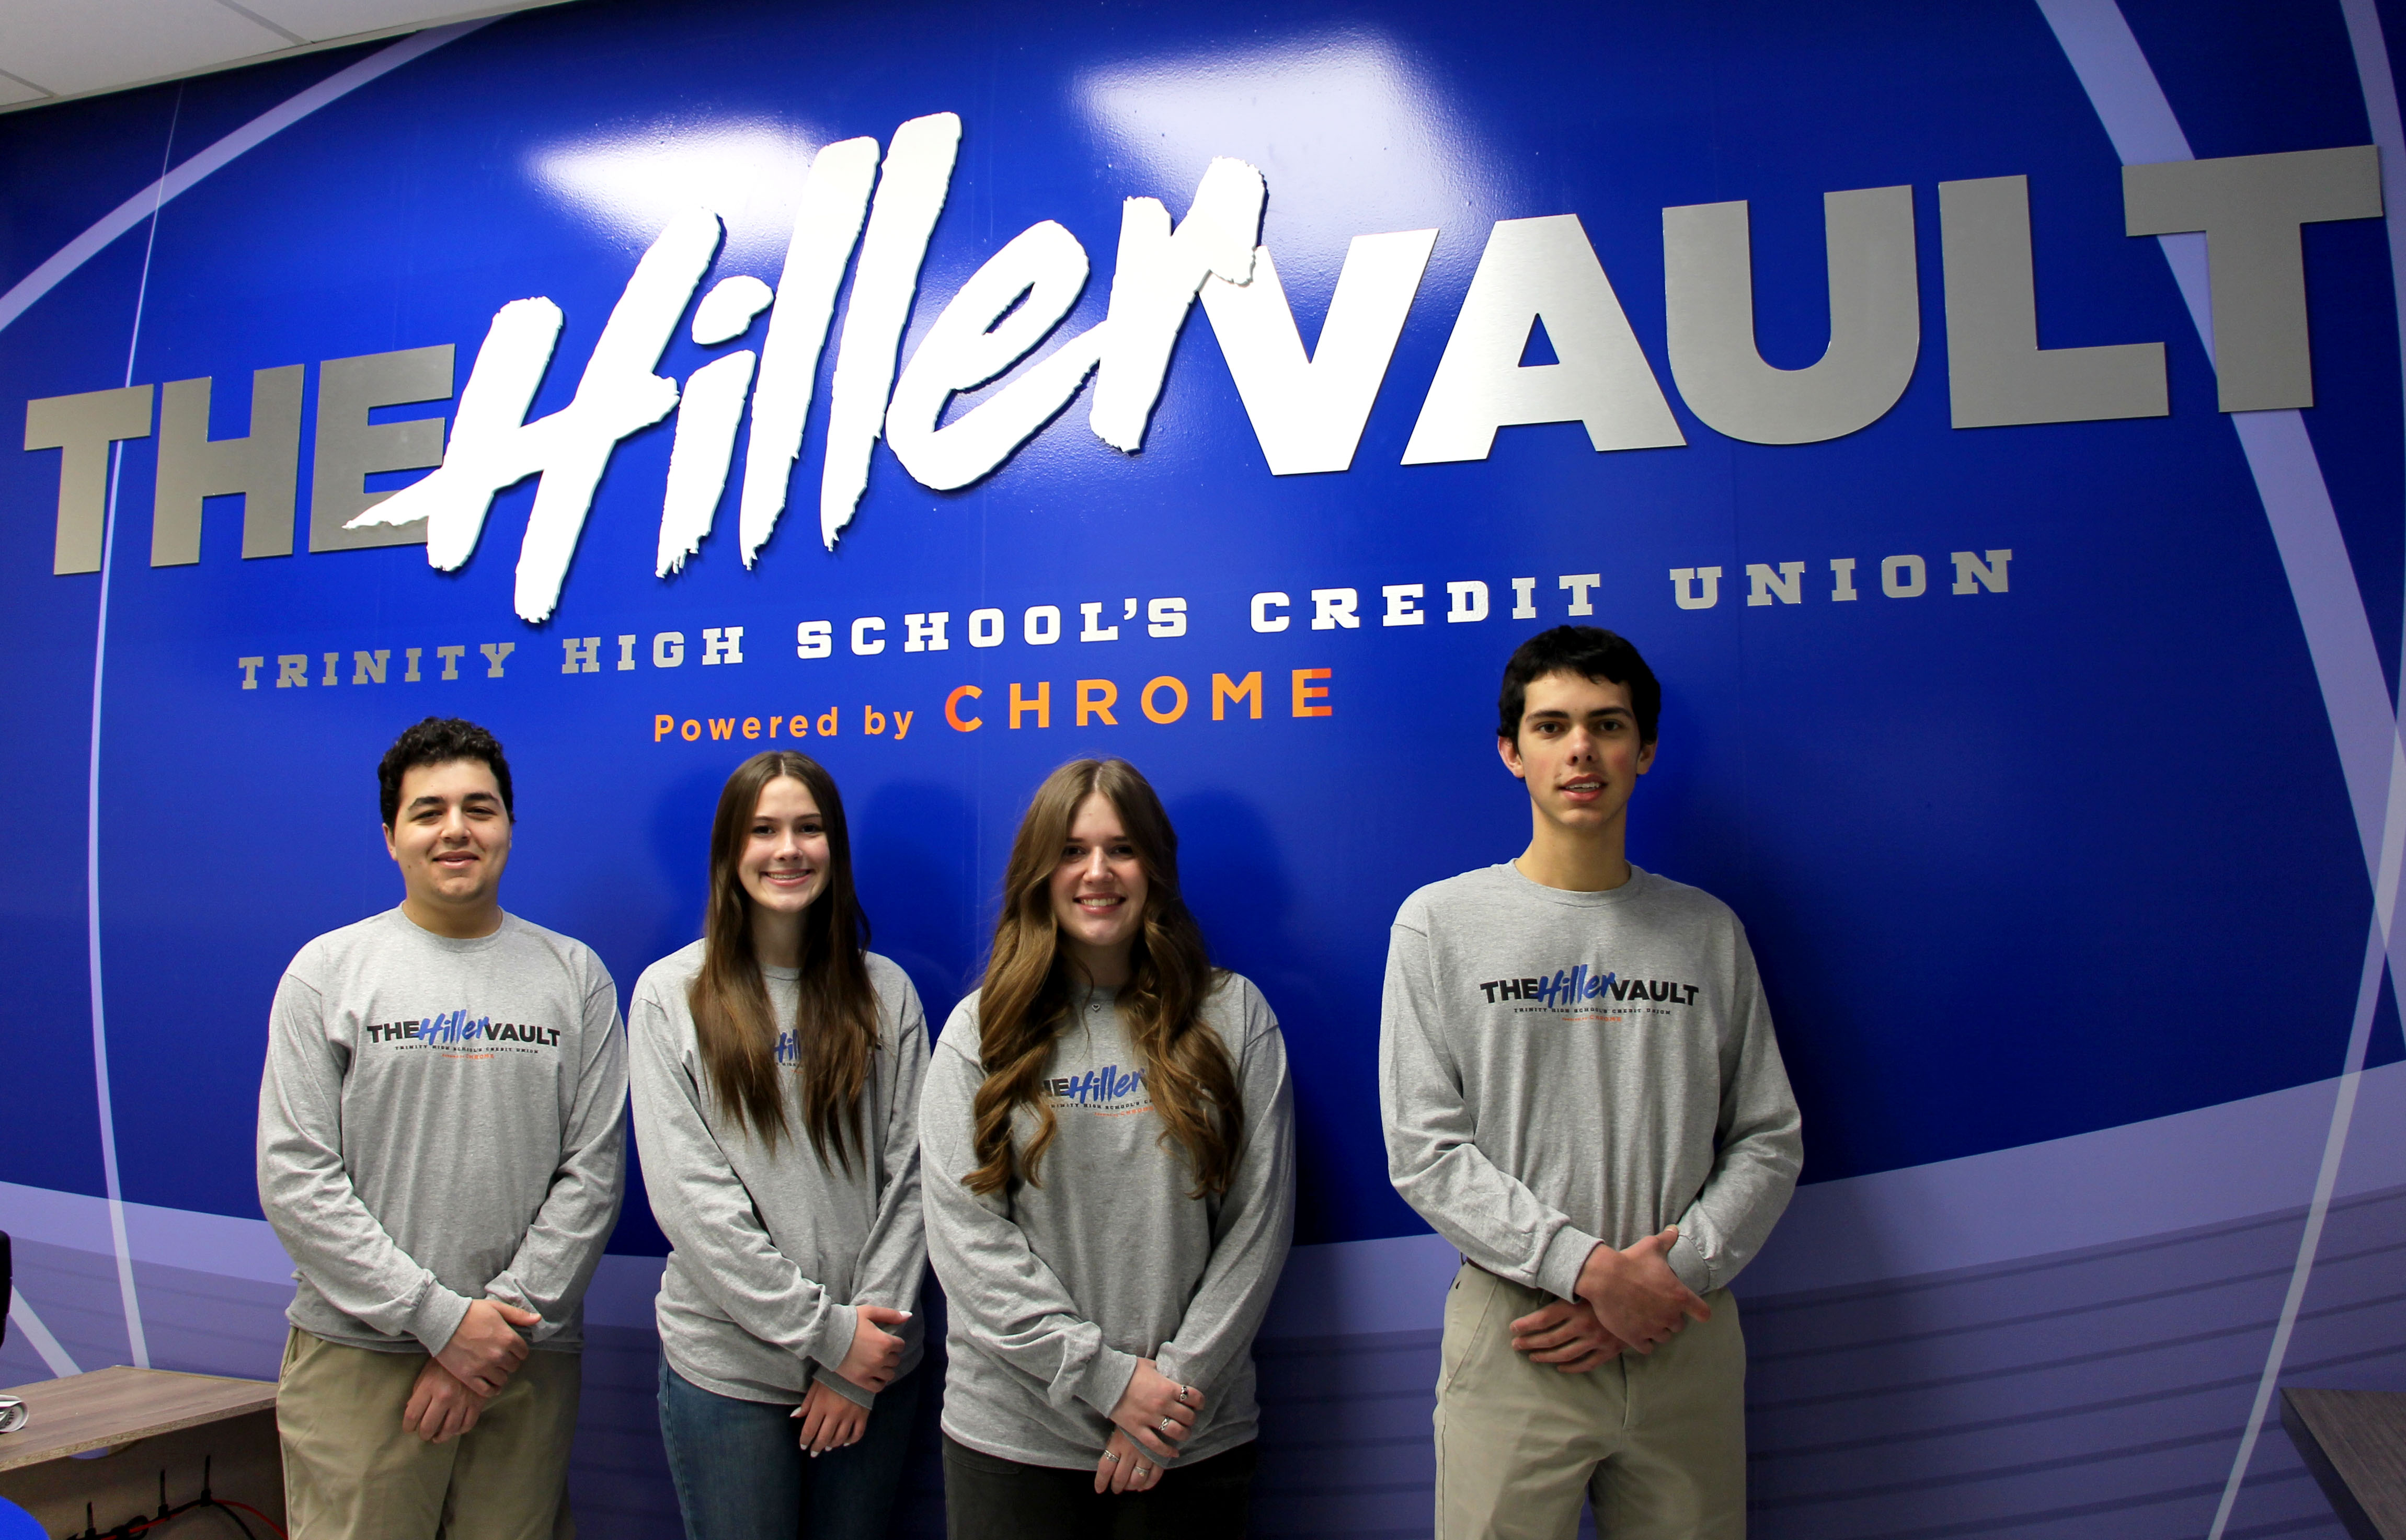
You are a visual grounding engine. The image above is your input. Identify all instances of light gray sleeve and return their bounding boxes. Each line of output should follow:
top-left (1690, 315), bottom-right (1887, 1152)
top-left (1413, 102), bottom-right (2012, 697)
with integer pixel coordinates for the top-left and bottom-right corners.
top-left (1667, 927), bottom-right (1802, 1295)
top-left (627, 980), bottom-right (859, 1383)
top-left (1153, 984), bottom-right (1294, 1402)
top-left (921, 1025), bottom-right (1139, 1420)
top-left (256, 968), bottom-right (474, 1353)
top-left (485, 971), bottom-right (630, 1343)
top-left (1380, 918), bottom-right (1604, 1303)
top-left (821, 970), bottom-right (933, 1409)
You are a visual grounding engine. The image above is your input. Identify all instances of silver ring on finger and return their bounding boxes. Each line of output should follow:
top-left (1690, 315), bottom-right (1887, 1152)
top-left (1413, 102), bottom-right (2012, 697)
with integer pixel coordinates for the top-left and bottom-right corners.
top-left (1159, 1415), bottom-right (1175, 1431)
top-left (1103, 1450), bottom-right (1120, 1463)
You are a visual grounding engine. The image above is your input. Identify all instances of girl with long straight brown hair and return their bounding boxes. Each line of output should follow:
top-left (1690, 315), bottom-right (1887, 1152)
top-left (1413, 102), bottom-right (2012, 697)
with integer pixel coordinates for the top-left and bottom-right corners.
top-left (922, 758), bottom-right (1296, 1539)
top-left (629, 751), bottom-right (930, 1540)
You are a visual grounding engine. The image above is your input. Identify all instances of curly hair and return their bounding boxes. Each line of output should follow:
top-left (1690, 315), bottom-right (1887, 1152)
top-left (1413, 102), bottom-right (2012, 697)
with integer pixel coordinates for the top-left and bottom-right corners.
top-left (377, 717), bottom-right (514, 828)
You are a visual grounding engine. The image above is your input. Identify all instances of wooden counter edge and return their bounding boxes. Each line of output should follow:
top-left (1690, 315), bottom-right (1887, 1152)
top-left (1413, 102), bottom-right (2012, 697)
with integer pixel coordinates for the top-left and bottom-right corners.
top-left (0, 1368), bottom-right (279, 1473)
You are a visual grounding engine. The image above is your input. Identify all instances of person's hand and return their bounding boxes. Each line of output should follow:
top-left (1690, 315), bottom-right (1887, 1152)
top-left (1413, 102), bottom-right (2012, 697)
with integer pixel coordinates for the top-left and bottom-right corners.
top-left (1107, 1359), bottom-right (1200, 1464)
top-left (833, 1306), bottom-right (911, 1394)
top-left (1094, 1428), bottom-right (1164, 1495)
top-left (1574, 1227), bottom-right (1711, 1353)
top-left (401, 1357), bottom-right (488, 1444)
top-left (790, 1379), bottom-right (870, 1457)
top-left (436, 1298), bottom-right (539, 1395)
top-left (1508, 1297), bottom-right (1625, 1373)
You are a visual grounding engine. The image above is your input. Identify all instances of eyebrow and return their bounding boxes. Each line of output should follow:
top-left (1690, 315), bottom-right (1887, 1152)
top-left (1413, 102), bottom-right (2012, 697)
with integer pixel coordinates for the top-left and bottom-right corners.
top-left (408, 791), bottom-right (500, 811)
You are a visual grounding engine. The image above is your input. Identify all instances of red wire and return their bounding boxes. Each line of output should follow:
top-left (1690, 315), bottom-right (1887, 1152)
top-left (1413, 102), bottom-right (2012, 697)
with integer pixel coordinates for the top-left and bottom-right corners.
top-left (70, 1495), bottom-right (288, 1538)
top-left (211, 1500), bottom-right (289, 1540)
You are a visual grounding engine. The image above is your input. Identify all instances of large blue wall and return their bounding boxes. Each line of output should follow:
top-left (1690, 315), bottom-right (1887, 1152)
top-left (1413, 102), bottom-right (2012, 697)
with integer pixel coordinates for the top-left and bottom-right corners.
top-left (4, 1), bottom-right (2404, 1534)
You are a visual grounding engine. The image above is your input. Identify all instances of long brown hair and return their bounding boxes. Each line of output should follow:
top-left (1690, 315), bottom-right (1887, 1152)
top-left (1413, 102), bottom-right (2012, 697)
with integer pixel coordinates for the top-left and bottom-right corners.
top-left (966, 759), bottom-right (1242, 1198)
top-left (689, 752), bottom-right (880, 1170)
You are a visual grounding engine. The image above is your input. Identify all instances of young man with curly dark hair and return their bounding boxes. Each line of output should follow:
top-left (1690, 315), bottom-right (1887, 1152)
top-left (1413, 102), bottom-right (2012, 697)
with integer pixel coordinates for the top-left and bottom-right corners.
top-left (257, 717), bottom-right (627, 1539)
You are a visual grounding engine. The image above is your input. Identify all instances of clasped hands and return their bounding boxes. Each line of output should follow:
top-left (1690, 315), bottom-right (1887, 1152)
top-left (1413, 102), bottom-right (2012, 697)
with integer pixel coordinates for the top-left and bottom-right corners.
top-left (1094, 1360), bottom-right (1202, 1495)
top-left (790, 1305), bottom-right (912, 1456)
top-left (404, 1296), bottom-right (542, 1444)
top-left (1508, 1225), bottom-right (1712, 1375)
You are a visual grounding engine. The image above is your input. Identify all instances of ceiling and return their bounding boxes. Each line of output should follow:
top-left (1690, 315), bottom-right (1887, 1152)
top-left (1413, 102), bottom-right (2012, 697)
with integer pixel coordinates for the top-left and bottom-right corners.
top-left (0, 0), bottom-right (576, 112)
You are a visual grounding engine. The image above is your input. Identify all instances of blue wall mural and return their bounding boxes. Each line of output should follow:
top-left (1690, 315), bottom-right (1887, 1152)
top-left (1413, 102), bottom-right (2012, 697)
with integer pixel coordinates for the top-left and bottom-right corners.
top-left (5, 0), bottom-right (2405, 1534)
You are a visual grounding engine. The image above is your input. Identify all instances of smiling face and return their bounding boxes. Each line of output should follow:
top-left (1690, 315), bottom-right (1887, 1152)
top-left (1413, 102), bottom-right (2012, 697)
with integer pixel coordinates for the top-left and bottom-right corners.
top-left (1499, 670), bottom-right (1656, 839)
top-left (384, 758), bottom-right (512, 935)
top-left (1049, 790), bottom-right (1150, 983)
top-left (739, 776), bottom-right (830, 920)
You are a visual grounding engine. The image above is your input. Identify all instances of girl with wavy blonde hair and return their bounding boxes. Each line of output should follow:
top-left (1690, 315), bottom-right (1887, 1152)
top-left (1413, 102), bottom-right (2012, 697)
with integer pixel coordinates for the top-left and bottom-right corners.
top-left (921, 757), bottom-right (1296, 1538)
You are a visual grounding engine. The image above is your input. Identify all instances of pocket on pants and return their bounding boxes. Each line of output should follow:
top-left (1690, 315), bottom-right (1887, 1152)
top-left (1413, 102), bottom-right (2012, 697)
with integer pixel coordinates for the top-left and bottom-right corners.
top-left (1438, 1267), bottom-right (1503, 1396)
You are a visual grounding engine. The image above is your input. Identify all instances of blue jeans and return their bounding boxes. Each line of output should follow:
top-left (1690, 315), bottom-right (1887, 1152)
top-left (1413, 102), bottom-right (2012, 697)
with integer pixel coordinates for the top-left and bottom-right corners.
top-left (658, 1358), bottom-right (923, 1540)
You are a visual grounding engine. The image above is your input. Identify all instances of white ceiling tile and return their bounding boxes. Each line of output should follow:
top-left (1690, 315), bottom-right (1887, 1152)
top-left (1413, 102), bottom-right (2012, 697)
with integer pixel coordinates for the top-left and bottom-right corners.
top-left (0, 0), bottom-right (287, 96)
top-left (0, 70), bottom-right (47, 105)
top-left (236, 0), bottom-right (496, 45)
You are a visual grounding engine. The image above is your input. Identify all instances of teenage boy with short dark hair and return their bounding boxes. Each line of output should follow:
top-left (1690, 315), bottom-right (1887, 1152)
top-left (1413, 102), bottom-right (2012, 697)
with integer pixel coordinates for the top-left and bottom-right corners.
top-left (1380, 627), bottom-right (1802, 1540)
top-left (258, 717), bottom-right (627, 1540)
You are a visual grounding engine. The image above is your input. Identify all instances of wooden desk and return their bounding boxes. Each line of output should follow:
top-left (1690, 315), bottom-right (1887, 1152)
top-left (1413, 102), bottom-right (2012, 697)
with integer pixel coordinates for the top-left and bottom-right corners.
top-left (0, 1367), bottom-right (283, 1536)
top-left (2282, 1387), bottom-right (2406, 1540)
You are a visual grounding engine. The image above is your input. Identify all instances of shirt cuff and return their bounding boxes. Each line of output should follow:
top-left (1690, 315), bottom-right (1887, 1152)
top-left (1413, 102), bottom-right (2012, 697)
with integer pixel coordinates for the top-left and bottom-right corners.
top-left (405, 1283), bottom-right (475, 1357)
top-left (1666, 1230), bottom-right (1713, 1295)
top-left (1538, 1225), bottom-right (1603, 1303)
top-left (1072, 1346), bottom-right (1140, 1419)
top-left (806, 1302), bottom-right (860, 1379)
top-left (810, 1365), bottom-right (877, 1409)
top-left (1152, 1342), bottom-right (1196, 1393)
top-left (483, 1278), bottom-right (553, 1341)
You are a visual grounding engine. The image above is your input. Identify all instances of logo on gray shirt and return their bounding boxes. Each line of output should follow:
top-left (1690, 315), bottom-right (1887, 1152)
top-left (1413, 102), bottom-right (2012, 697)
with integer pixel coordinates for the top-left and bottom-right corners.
top-left (1044, 1062), bottom-right (1150, 1113)
top-left (364, 1008), bottom-right (563, 1049)
top-left (1479, 966), bottom-right (1700, 1009)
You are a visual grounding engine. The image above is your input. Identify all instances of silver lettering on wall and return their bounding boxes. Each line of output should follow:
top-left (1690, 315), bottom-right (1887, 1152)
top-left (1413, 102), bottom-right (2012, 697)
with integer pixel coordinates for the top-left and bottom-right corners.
top-left (1940, 176), bottom-right (2166, 429)
top-left (1402, 213), bottom-right (1685, 463)
top-left (152, 365), bottom-right (304, 565)
top-left (17, 116), bottom-right (2386, 619)
top-left (25, 384), bottom-right (152, 575)
top-left (2123, 146), bottom-right (2384, 411)
top-left (311, 345), bottom-right (451, 552)
top-left (1663, 186), bottom-right (1919, 445)
top-left (1200, 228), bottom-right (1436, 474)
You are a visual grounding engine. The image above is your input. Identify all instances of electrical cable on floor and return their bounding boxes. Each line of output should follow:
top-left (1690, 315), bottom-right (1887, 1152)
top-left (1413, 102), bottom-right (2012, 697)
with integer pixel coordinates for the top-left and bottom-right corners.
top-left (52, 1454), bottom-right (288, 1540)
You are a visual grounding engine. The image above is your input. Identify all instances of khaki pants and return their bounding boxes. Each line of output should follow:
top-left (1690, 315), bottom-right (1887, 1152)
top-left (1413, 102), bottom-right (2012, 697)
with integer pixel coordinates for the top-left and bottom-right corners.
top-left (277, 1327), bottom-right (580, 1540)
top-left (1434, 1263), bottom-right (1746, 1540)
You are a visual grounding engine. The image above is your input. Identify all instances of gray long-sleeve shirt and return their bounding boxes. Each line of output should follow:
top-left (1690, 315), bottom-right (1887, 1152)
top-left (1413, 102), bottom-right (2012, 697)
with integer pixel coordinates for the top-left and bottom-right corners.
top-left (921, 974), bottom-right (1294, 1470)
top-left (629, 943), bottom-right (929, 1408)
top-left (257, 907), bottom-right (628, 1355)
top-left (1381, 864), bottom-right (1801, 1303)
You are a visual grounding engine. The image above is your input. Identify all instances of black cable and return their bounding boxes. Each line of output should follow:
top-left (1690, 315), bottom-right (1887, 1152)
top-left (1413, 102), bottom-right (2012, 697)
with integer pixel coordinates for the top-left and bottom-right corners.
top-left (50, 1470), bottom-right (271, 1540)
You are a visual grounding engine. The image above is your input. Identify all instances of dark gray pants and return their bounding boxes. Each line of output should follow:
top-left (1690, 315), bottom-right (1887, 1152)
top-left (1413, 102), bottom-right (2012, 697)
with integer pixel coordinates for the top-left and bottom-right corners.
top-left (940, 1434), bottom-right (1255, 1540)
